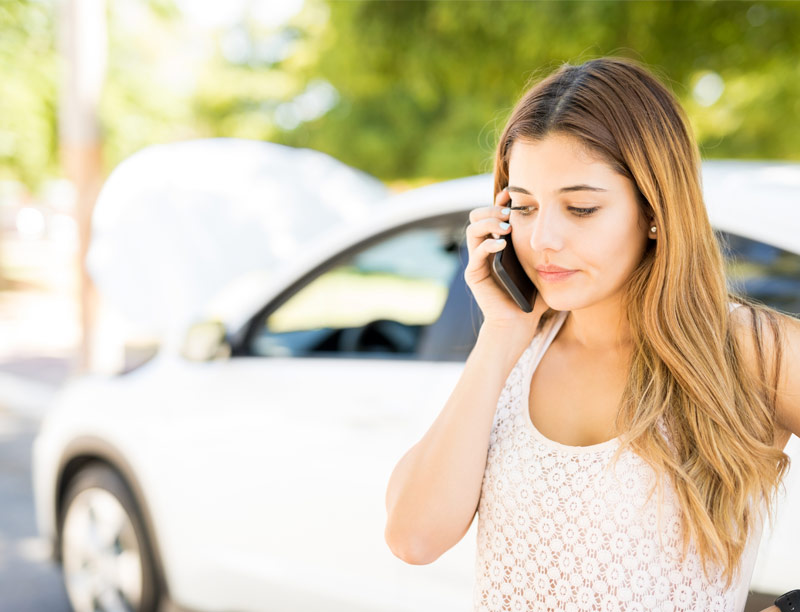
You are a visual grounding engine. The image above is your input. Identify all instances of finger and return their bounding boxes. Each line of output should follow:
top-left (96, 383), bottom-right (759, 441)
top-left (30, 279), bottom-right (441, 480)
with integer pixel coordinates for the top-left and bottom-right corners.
top-left (492, 190), bottom-right (511, 239)
top-left (486, 236), bottom-right (507, 252)
top-left (465, 236), bottom-right (506, 276)
top-left (466, 216), bottom-right (511, 251)
top-left (469, 205), bottom-right (494, 224)
top-left (494, 187), bottom-right (511, 207)
top-left (469, 197), bottom-right (512, 224)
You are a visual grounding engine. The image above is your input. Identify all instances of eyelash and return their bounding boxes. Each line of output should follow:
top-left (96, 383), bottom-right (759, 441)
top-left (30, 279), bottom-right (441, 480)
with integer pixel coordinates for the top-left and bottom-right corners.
top-left (509, 205), bottom-right (599, 217)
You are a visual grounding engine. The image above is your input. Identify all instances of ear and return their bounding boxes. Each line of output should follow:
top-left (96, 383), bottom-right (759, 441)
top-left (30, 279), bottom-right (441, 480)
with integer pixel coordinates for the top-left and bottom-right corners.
top-left (647, 219), bottom-right (657, 240)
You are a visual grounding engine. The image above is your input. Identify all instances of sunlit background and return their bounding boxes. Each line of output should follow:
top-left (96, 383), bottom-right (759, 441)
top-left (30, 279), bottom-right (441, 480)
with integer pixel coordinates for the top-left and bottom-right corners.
top-left (3, 0), bottom-right (800, 373)
top-left (1, 1), bottom-right (799, 610)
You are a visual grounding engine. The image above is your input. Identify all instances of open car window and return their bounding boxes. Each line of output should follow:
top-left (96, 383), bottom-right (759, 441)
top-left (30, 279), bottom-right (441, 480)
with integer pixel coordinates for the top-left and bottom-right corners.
top-left (247, 219), bottom-right (471, 359)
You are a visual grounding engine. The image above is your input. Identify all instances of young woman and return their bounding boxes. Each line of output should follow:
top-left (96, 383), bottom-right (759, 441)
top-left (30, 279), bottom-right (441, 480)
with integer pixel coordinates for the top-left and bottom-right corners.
top-left (384, 57), bottom-right (799, 611)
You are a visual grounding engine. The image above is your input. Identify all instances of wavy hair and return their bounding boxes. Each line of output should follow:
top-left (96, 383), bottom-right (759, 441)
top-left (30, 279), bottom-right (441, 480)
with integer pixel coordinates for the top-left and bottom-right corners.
top-left (492, 56), bottom-right (790, 585)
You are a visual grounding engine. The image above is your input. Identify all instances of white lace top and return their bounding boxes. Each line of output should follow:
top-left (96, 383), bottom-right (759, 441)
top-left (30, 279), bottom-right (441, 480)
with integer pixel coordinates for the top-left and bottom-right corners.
top-left (473, 307), bottom-right (762, 612)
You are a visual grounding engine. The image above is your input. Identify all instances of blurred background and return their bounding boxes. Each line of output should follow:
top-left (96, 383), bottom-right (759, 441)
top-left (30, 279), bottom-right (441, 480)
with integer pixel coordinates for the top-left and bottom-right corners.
top-left (1, 0), bottom-right (799, 610)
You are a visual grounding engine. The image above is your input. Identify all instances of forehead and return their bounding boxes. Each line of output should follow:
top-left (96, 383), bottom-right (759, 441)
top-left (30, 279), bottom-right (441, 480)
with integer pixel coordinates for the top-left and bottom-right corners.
top-left (507, 135), bottom-right (618, 188)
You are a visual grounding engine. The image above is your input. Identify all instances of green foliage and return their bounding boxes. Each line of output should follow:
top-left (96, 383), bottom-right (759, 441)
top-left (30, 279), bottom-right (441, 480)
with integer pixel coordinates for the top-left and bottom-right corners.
top-left (275, 0), bottom-right (800, 180)
top-left (2, 0), bottom-right (800, 188)
top-left (99, 0), bottom-right (199, 176)
top-left (0, 0), bottom-right (58, 188)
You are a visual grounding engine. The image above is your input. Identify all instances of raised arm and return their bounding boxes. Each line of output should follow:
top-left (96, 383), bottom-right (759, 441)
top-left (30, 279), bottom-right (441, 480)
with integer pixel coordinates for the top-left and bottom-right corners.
top-left (383, 322), bottom-right (539, 564)
top-left (383, 190), bottom-right (549, 565)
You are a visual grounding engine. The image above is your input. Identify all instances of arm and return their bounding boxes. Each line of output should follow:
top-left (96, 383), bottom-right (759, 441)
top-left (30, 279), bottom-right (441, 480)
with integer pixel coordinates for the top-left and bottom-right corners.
top-left (731, 307), bottom-right (800, 448)
top-left (737, 312), bottom-right (800, 610)
top-left (384, 322), bottom-right (538, 565)
top-left (773, 314), bottom-right (800, 446)
top-left (766, 316), bottom-right (800, 612)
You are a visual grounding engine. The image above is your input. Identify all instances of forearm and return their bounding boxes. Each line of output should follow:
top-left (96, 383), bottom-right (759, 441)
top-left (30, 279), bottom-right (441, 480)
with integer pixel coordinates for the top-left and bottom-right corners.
top-left (384, 323), bottom-right (533, 564)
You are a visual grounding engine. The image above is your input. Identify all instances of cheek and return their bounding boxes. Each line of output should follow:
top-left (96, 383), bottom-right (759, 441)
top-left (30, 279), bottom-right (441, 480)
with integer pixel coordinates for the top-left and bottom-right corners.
top-left (578, 217), bottom-right (647, 272)
top-left (596, 218), bottom-right (649, 269)
top-left (510, 214), bottom-right (646, 271)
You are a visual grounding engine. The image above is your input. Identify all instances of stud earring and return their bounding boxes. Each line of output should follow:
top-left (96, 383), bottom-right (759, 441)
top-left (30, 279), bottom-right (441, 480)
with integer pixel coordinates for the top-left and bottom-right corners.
top-left (650, 226), bottom-right (657, 233)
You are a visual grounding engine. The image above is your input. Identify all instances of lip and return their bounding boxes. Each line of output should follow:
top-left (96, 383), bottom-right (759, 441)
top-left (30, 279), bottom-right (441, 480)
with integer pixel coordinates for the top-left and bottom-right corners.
top-left (536, 265), bottom-right (574, 273)
top-left (536, 266), bottom-right (578, 281)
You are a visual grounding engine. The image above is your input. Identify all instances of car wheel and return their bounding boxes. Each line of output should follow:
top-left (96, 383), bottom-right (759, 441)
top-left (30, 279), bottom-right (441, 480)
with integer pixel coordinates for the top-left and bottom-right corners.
top-left (59, 463), bottom-right (162, 612)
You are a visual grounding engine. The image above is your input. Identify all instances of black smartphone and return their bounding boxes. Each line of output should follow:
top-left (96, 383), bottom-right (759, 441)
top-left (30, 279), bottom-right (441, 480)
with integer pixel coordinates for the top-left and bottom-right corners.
top-left (488, 230), bottom-right (538, 313)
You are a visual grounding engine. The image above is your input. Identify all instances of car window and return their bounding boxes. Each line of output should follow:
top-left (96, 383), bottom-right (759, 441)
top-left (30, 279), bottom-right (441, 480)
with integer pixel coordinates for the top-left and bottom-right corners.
top-left (717, 230), bottom-right (800, 316)
top-left (248, 221), bottom-right (466, 359)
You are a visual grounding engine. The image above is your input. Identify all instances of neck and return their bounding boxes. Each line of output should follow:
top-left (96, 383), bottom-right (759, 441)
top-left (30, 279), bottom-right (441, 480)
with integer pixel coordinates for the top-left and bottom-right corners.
top-left (559, 295), bottom-right (633, 352)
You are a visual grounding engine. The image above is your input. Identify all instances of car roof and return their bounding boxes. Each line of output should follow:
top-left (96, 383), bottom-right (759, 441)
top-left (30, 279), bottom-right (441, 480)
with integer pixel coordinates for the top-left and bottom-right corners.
top-left (701, 159), bottom-right (800, 253)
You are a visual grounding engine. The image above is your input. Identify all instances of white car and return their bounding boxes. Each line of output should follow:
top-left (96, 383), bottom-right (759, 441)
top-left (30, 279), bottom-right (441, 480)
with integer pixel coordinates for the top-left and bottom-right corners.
top-left (32, 155), bottom-right (800, 612)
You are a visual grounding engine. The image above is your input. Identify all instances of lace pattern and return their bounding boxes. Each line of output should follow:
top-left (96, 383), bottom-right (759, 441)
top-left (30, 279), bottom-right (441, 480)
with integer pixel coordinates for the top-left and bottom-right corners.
top-left (473, 308), bottom-right (760, 612)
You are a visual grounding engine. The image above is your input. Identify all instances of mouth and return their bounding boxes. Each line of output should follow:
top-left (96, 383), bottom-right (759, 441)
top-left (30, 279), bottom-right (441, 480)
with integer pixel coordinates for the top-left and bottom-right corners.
top-left (536, 268), bottom-right (578, 281)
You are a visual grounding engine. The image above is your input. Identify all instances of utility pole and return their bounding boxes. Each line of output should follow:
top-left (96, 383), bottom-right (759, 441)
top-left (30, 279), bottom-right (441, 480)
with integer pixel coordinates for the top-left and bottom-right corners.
top-left (58, 0), bottom-right (107, 373)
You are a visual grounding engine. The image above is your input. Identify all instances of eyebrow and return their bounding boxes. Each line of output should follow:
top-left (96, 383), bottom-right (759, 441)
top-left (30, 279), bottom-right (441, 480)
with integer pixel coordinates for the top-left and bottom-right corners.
top-left (507, 184), bottom-right (609, 196)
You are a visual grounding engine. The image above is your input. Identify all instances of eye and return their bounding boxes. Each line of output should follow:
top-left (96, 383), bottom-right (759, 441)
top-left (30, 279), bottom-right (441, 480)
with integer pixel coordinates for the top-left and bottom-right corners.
top-left (568, 206), bottom-right (599, 217)
top-left (510, 206), bottom-right (536, 216)
top-left (509, 205), bottom-right (599, 217)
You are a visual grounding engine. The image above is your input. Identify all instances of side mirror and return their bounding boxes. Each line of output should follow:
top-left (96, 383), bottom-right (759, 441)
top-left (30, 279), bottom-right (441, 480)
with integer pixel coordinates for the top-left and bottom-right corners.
top-left (181, 320), bottom-right (231, 362)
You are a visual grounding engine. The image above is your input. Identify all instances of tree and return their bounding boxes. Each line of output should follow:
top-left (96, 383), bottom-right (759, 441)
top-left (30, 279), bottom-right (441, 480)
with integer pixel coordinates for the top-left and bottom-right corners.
top-left (266, 0), bottom-right (800, 181)
top-left (0, 0), bottom-right (59, 188)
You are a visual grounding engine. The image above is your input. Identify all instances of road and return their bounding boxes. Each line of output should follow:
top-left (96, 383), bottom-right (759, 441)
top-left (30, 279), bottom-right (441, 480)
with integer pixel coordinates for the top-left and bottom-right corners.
top-left (0, 407), bottom-right (71, 611)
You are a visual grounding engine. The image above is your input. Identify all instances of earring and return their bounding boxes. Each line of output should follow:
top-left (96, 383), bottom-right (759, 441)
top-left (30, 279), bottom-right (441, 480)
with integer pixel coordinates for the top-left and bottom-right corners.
top-left (650, 226), bottom-right (657, 234)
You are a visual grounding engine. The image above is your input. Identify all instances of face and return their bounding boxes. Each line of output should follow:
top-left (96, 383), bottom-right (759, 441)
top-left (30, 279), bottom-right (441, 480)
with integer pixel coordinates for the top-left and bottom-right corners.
top-left (506, 133), bottom-right (654, 313)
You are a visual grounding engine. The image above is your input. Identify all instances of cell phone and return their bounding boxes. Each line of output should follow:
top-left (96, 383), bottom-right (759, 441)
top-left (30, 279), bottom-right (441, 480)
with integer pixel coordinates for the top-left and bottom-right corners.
top-left (488, 232), bottom-right (538, 313)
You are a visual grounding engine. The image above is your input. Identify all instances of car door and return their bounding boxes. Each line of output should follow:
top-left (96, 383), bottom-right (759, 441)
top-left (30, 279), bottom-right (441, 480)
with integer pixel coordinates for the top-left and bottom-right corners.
top-left (155, 215), bottom-right (486, 611)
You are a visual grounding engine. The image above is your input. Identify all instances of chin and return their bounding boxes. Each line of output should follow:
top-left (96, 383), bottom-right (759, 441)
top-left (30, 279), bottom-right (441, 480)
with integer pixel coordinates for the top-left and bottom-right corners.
top-left (536, 293), bottom-right (572, 312)
top-left (537, 290), bottom-right (591, 313)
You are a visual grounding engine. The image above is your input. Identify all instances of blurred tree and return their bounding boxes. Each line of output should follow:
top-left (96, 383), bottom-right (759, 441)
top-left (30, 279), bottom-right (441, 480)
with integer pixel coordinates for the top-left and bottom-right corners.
top-left (266, 0), bottom-right (800, 180)
top-left (99, 0), bottom-right (197, 175)
top-left (0, 0), bottom-right (57, 290)
top-left (0, 0), bottom-right (58, 188)
top-left (2, 0), bottom-right (800, 188)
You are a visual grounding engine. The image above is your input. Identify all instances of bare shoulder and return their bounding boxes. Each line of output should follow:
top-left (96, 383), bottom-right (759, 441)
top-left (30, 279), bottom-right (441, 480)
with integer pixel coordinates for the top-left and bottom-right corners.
top-left (730, 304), bottom-right (800, 449)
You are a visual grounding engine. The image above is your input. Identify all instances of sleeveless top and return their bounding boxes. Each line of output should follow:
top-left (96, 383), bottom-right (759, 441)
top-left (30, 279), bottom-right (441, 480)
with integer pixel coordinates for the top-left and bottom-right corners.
top-left (473, 306), bottom-right (763, 612)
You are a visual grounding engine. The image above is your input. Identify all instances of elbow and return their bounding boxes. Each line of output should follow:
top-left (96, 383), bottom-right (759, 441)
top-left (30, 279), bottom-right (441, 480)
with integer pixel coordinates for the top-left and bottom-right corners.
top-left (384, 523), bottom-right (440, 565)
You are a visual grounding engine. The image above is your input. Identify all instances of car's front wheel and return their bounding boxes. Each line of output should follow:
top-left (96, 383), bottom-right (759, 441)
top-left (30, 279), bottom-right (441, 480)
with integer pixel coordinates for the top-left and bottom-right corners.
top-left (59, 464), bottom-right (162, 612)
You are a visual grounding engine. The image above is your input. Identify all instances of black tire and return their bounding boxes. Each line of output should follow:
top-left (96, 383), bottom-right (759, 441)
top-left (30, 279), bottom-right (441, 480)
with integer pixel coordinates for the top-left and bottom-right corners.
top-left (59, 463), bottom-right (163, 612)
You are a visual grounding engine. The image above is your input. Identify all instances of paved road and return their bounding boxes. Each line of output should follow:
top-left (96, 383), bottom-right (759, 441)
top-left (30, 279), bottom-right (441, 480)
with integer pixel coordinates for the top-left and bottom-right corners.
top-left (0, 407), bottom-right (71, 611)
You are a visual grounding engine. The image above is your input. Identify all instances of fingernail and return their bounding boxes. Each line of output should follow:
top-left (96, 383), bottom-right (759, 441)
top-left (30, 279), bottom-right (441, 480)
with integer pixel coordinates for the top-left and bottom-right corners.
top-left (499, 222), bottom-right (510, 230)
top-left (495, 238), bottom-right (506, 245)
top-left (500, 207), bottom-right (510, 216)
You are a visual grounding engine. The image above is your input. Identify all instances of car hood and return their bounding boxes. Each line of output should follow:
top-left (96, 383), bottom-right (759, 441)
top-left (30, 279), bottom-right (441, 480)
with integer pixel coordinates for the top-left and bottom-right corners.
top-left (86, 138), bottom-right (388, 340)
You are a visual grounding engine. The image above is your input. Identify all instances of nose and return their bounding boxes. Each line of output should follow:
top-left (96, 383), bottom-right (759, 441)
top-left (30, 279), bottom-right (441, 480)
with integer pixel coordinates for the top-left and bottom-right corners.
top-left (528, 205), bottom-right (565, 253)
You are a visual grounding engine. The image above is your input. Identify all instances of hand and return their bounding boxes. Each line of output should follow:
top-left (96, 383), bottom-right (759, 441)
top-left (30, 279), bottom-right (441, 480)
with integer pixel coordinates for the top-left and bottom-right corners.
top-left (464, 188), bottom-right (550, 332)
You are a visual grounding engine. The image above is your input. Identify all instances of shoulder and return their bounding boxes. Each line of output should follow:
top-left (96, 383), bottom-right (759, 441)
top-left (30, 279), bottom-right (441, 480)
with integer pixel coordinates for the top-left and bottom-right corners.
top-left (729, 303), bottom-right (800, 449)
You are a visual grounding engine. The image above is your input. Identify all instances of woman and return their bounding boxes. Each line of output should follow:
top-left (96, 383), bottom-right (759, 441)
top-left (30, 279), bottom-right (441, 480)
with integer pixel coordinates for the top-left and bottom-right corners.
top-left (384, 56), bottom-right (799, 611)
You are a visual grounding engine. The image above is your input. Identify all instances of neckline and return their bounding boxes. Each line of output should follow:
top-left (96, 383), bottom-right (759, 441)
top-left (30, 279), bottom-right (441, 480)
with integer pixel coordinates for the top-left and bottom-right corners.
top-left (521, 310), bottom-right (621, 454)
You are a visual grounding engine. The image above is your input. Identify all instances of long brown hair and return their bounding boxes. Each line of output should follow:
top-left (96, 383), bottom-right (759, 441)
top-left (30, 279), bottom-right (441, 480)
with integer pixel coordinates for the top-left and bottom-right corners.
top-left (493, 56), bottom-right (790, 585)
